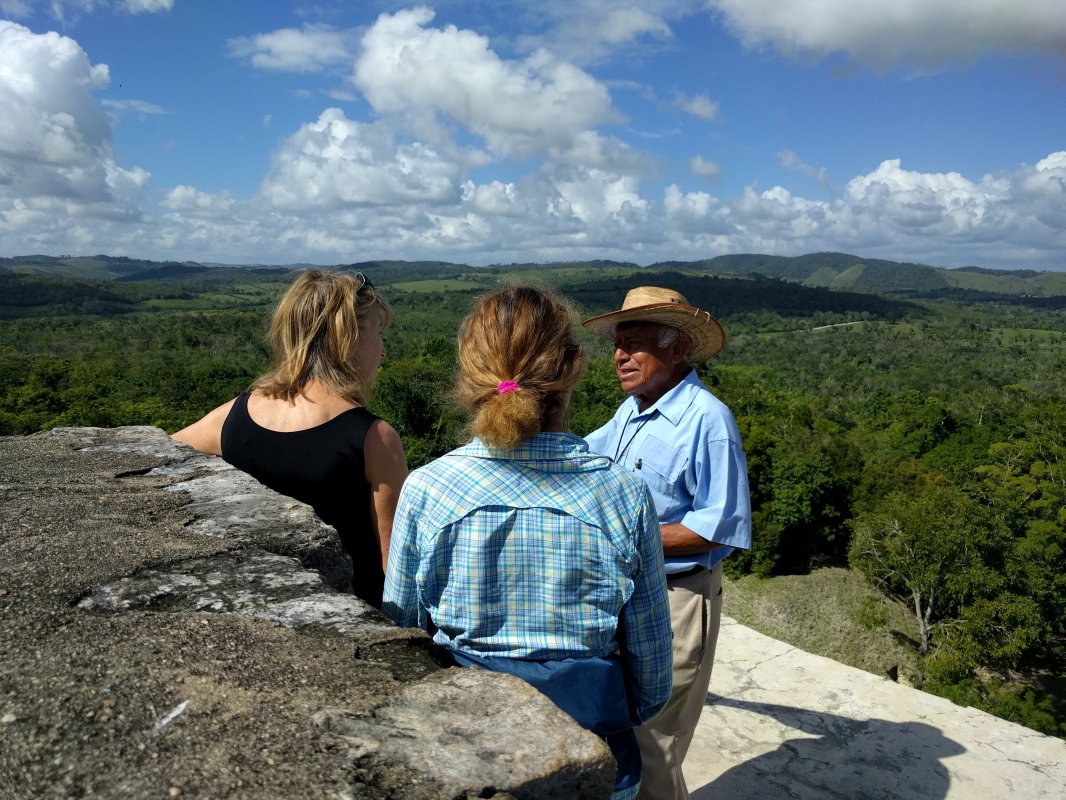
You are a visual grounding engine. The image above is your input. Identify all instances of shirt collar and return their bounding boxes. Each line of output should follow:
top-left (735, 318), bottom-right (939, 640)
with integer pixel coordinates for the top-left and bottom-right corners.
top-left (628, 367), bottom-right (701, 427)
top-left (448, 432), bottom-right (612, 474)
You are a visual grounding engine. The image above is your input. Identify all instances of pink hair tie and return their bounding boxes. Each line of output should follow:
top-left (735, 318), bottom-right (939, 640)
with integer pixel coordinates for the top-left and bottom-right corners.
top-left (497, 380), bottom-right (520, 394)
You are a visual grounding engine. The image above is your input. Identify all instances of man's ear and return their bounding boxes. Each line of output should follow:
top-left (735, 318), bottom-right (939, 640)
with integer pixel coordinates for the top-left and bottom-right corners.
top-left (670, 334), bottom-right (691, 365)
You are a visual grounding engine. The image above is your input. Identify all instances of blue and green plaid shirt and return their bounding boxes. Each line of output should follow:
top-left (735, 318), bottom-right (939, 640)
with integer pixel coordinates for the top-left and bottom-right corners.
top-left (382, 432), bottom-right (672, 720)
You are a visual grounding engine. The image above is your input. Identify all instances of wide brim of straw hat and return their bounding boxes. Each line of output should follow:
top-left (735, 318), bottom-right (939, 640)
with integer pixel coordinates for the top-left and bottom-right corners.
top-left (581, 286), bottom-right (725, 362)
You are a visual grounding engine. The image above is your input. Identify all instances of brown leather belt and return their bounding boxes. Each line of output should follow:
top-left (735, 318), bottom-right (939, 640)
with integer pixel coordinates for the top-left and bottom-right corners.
top-left (666, 565), bottom-right (707, 581)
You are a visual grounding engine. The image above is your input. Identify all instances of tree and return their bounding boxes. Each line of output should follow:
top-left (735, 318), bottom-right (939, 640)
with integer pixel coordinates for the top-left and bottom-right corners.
top-left (570, 358), bottom-right (625, 438)
top-left (371, 349), bottom-right (466, 468)
top-left (975, 397), bottom-right (1066, 639)
top-left (766, 431), bottom-right (857, 569)
top-left (852, 389), bottom-right (957, 466)
top-left (848, 484), bottom-right (1007, 655)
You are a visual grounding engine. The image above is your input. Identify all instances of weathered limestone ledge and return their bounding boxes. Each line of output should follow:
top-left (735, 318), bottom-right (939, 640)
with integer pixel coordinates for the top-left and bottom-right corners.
top-left (686, 618), bottom-right (1066, 798)
top-left (4, 425), bottom-right (1063, 800)
top-left (0, 426), bottom-right (613, 800)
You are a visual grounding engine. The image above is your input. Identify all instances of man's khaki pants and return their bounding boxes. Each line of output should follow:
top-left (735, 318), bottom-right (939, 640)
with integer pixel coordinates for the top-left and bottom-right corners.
top-left (635, 564), bottom-right (724, 800)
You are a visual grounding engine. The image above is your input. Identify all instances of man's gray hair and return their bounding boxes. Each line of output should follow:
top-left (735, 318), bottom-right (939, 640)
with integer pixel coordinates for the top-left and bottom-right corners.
top-left (648, 324), bottom-right (690, 364)
top-left (654, 324), bottom-right (691, 360)
top-left (615, 320), bottom-right (692, 360)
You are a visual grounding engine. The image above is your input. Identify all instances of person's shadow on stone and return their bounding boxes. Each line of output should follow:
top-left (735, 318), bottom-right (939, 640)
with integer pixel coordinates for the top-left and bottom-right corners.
top-left (690, 696), bottom-right (965, 800)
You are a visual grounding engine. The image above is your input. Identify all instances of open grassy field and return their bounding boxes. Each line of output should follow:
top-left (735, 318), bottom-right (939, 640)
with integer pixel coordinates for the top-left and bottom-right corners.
top-left (723, 567), bottom-right (921, 684)
top-left (392, 277), bottom-right (493, 292)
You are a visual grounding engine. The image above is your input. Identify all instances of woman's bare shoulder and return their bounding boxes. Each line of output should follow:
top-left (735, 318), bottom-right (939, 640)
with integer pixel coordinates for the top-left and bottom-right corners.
top-left (170, 397), bottom-right (238, 456)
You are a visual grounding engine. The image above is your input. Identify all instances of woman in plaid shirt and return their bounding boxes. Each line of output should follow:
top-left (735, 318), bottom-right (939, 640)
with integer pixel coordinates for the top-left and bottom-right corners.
top-left (383, 285), bottom-right (672, 800)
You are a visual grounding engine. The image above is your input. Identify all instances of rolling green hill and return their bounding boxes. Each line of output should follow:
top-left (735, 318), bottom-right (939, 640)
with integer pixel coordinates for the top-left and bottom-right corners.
top-left (651, 252), bottom-right (1066, 298)
top-left (4, 252), bottom-right (1064, 299)
top-left (1, 253), bottom-right (1063, 739)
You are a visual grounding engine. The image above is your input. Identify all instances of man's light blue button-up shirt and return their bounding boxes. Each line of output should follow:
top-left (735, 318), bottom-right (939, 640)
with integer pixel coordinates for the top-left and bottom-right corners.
top-left (585, 368), bottom-right (752, 573)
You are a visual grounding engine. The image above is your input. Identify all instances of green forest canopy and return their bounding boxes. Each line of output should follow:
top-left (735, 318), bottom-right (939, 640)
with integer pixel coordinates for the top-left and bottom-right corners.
top-left (2, 253), bottom-right (1064, 738)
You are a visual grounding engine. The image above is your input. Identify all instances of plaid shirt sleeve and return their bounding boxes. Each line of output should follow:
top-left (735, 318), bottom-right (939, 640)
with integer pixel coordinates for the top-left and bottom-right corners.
top-left (381, 478), bottom-right (423, 629)
top-left (618, 484), bottom-right (673, 722)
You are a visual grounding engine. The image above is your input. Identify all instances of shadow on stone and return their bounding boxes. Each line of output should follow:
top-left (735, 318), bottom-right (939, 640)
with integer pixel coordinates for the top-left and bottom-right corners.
top-left (692, 696), bottom-right (964, 800)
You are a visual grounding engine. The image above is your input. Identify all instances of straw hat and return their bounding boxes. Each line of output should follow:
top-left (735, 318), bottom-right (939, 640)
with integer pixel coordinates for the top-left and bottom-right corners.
top-left (582, 286), bottom-right (725, 362)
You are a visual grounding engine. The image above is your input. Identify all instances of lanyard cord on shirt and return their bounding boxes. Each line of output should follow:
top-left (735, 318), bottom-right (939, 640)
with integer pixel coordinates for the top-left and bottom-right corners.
top-left (613, 409), bottom-right (653, 467)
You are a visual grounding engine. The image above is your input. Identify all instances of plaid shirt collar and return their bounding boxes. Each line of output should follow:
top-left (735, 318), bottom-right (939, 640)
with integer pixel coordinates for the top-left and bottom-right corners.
top-left (446, 432), bottom-right (612, 474)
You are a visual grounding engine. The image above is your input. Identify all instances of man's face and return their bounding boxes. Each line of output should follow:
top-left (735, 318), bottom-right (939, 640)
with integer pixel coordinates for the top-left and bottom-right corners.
top-left (613, 322), bottom-right (686, 409)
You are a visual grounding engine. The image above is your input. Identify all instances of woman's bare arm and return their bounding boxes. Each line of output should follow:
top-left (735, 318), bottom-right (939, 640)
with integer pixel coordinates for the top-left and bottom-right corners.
top-left (363, 419), bottom-right (409, 572)
top-left (170, 398), bottom-right (237, 456)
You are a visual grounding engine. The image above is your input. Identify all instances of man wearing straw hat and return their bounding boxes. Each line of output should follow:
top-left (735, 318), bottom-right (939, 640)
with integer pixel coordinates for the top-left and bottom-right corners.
top-left (583, 286), bottom-right (752, 800)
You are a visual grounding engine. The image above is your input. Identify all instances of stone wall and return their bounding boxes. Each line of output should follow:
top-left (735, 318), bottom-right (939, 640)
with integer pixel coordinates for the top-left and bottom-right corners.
top-left (0, 427), bottom-right (614, 800)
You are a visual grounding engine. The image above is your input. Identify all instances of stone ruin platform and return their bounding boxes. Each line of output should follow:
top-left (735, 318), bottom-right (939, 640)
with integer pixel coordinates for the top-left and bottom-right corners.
top-left (686, 619), bottom-right (1065, 799)
top-left (1, 426), bottom-right (1063, 799)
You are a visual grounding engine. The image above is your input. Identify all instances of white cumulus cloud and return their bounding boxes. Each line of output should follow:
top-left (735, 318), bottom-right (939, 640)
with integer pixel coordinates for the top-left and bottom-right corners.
top-left (26, 0), bottom-right (172, 21)
top-left (164, 185), bottom-right (236, 217)
top-left (677, 93), bottom-right (720, 121)
top-left (351, 7), bottom-right (619, 159)
top-left (228, 24), bottom-right (357, 73)
top-left (0, 20), bottom-right (148, 222)
top-left (0, 1), bottom-right (32, 17)
top-left (657, 153), bottom-right (1066, 266)
top-left (0, 21), bottom-right (110, 167)
top-left (259, 108), bottom-right (463, 210)
top-left (533, 4), bottom-right (674, 64)
top-left (778, 149), bottom-right (836, 196)
top-left (707, 0), bottom-right (1066, 70)
top-left (689, 156), bottom-right (722, 180)
top-left (1, 10), bottom-right (1064, 271)
top-left (122, 0), bottom-right (172, 12)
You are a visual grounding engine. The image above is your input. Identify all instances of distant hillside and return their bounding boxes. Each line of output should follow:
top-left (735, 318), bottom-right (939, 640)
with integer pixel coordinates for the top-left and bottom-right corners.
top-left (1, 255), bottom-right (208, 282)
top-left (4, 251), bottom-right (1065, 301)
top-left (650, 252), bottom-right (946, 289)
top-left (566, 271), bottom-right (916, 323)
top-left (0, 274), bottom-right (136, 318)
top-left (651, 252), bottom-right (1066, 299)
top-left (116, 263), bottom-right (211, 281)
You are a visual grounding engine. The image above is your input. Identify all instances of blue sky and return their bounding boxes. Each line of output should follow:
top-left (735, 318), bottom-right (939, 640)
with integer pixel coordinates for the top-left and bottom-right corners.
top-left (1, 0), bottom-right (1064, 269)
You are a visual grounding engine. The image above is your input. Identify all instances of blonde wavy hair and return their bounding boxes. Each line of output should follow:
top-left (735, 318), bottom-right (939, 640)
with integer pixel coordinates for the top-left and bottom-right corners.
top-left (457, 285), bottom-right (587, 449)
top-left (253, 269), bottom-right (391, 405)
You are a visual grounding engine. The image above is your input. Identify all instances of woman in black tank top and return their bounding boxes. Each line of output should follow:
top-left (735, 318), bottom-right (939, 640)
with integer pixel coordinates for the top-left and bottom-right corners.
top-left (172, 270), bottom-right (408, 608)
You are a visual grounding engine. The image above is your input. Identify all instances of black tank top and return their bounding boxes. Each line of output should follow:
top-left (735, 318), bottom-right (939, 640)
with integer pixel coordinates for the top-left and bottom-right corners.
top-left (220, 392), bottom-right (384, 607)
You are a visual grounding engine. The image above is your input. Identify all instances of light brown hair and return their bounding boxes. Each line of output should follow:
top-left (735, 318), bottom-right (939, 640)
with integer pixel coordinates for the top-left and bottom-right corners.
top-left (253, 269), bottom-right (390, 404)
top-left (457, 284), bottom-right (586, 449)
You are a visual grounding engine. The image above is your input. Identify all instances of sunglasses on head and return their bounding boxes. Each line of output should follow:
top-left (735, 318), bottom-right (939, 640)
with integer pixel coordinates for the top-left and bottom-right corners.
top-left (355, 272), bottom-right (375, 292)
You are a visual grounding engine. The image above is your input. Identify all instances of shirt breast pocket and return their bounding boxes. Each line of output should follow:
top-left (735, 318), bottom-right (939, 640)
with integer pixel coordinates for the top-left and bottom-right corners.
top-left (639, 435), bottom-right (687, 492)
